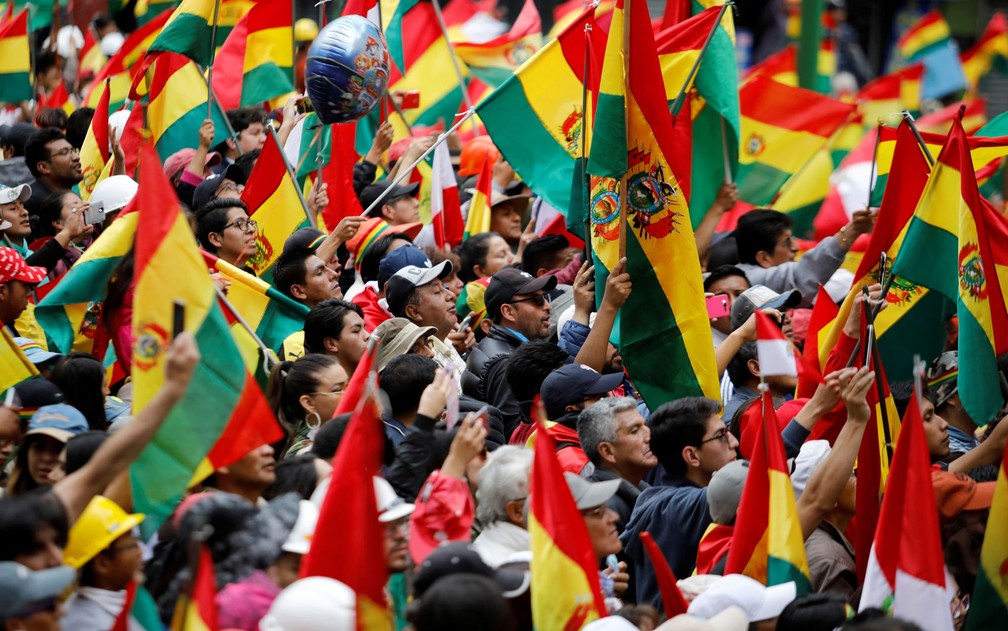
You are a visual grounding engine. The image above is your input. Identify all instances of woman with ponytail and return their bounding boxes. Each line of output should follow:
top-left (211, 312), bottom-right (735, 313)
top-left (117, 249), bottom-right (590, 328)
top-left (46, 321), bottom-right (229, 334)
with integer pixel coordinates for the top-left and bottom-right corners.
top-left (266, 354), bottom-right (348, 457)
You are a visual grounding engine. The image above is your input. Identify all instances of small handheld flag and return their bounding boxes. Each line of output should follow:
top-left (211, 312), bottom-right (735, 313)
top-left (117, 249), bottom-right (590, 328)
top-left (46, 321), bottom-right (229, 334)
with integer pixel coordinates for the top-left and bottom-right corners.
top-left (754, 310), bottom-right (797, 377)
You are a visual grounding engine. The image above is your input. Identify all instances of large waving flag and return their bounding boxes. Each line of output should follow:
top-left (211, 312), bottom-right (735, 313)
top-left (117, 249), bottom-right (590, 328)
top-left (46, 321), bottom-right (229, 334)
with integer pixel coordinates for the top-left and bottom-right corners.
top-left (478, 7), bottom-right (602, 236)
top-left (453, 0), bottom-right (542, 88)
top-left (857, 64), bottom-right (924, 127)
top-left (961, 13), bottom-right (1008, 91)
top-left (0, 8), bottom-right (32, 103)
top-left (743, 45), bottom-right (798, 86)
top-left (736, 75), bottom-right (855, 207)
top-left (725, 389), bottom-right (811, 593)
top-left (300, 386), bottom-right (392, 628)
top-left (898, 10), bottom-right (952, 62)
top-left (211, 0), bottom-right (295, 110)
top-left (463, 158), bottom-right (493, 240)
top-left (84, 9), bottom-right (173, 110)
top-left (241, 132), bottom-right (311, 280)
top-left (531, 410), bottom-right (607, 629)
top-left (78, 80), bottom-right (112, 202)
top-left (1, 327), bottom-right (38, 392)
top-left (891, 118), bottom-right (1008, 424)
top-left (859, 393), bottom-right (953, 630)
top-left (967, 433), bottom-right (1008, 630)
top-left (130, 143), bottom-right (281, 532)
top-left (148, 0), bottom-right (223, 66)
top-left (586, 0), bottom-right (718, 409)
top-left (141, 53), bottom-right (231, 163)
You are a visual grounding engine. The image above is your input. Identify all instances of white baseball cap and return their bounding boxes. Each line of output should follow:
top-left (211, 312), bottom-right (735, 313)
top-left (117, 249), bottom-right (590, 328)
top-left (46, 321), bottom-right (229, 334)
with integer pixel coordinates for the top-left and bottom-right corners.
top-left (687, 574), bottom-right (796, 622)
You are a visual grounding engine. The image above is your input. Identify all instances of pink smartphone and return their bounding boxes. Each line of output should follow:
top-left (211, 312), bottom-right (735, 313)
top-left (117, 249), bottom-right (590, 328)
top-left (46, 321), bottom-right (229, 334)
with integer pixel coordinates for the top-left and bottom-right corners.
top-left (706, 294), bottom-right (730, 319)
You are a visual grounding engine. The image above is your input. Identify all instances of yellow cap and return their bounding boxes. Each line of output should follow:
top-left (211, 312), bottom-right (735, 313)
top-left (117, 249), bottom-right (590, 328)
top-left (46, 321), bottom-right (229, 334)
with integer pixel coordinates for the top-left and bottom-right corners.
top-left (64, 496), bottom-right (144, 569)
top-left (295, 18), bottom-right (319, 43)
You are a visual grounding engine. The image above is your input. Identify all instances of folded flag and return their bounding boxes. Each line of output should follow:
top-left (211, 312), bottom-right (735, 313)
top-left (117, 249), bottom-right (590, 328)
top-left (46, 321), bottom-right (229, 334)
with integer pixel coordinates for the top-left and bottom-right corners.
top-left (859, 391), bottom-right (953, 630)
top-left (168, 546), bottom-right (218, 631)
top-left (0, 8), bottom-right (32, 103)
top-left (37, 80), bottom-right (74, 116)
top-left (463, 158), bottom-right (493, 240)
top-left (754, 310), bottom-right (796, 377)
top-left (960, 13), bottom-right (1008, 91)
top-left (743, 44), bottom-right (798, 87)
top-left (856, 64), bottom-right (923, 127)
top-left (78, 80), bottom-right (112, 201)
top-left (898, 10), bottom-right (952, 62)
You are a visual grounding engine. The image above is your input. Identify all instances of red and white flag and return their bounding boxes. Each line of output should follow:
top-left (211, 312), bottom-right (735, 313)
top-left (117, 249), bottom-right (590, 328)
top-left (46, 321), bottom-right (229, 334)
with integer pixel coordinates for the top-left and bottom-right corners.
top-left (754, 309), bottom-right (797, 377)
top-left (858, 392), bottom-right (953, 630)
top-left (430, 141), bottom-right (463, 249)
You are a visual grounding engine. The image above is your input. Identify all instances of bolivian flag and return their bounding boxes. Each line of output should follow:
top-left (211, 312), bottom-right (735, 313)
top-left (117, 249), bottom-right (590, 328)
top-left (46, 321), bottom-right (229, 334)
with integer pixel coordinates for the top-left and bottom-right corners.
top-left (743, 45), bottom-right (797, 87)
top-left (725, 390), bottom-right (811, 593)
top-left (961, 13), bottom-right (1008, 92)
top-left (211, 0), bottom-right (294, 110)
top-left (83, 9), bottom-right (172, 110)
top-left (1, 327), bottom-right (37, 393)
top-left (148, 0), bottom-right (224, 66)
top-left (78, 80), bottom-right (112, 201)
top-left (891, 118), bottom-right (1008, 424)
top-left (169, 546), bottom-right (218, 631)
top-left (736, 75), bottom-right (855, 207)
top-left (463, 158), bottom-right (493, 240)
top-left (898, 10), bottom-right (952, 62)
top-left (0, 8), bottom-right (32, 103)
top-left (453, 0), bottom-right (542, 88)
top-left (586, 0), bottom-right (719, 408)
top-left (241, 132), bottom-right (311, 280)
top-left (130, 143), bottom-right (281, 533)
top-left (967, 445), bottom-right (1008, 630)
top-left (856, 64), bottom-right (923, 127)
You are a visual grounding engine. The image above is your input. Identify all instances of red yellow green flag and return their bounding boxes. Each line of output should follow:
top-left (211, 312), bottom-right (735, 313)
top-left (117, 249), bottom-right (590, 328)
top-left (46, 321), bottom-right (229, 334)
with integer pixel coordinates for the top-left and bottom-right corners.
top-left (462, 158), bottom-right (493, 240)
top-left (857, 64), bottom-right (924, 126)
top-left (891, 117), bottom-right (1008, 424)
top-left (0, 8), bottom-right (32, 103)
top-left (966, 434), bottom-right (1008, 630)
top-left (211, 0), bottom-right (295, 109)
top-left (83, 9), bottom-right (172, 110)
top-left (240, 131), bottom-right (311, 280)
top-left (148, 0), bottom-right (223, 66)
top-left (169, 546), bottom-right (218, 631)
top-left (725, 389), bottom-right (811, 592)
top-left (961, 13), bottom-right (1008, 91)
top-left (130, 143), bottom-right (281, 532)
top-left (78, 79), bottom-right (112, 201)
top-left (453, 0), bottom-right (541, 88)
top-left (530, 409), bottom-right (606, 629)
top-left (586, 0), bottom-right (719, 408)
top-left (743, 45), bottom-right (797, 87)
top-left (898, 10), bottom-right (952, 62)
top-left (1, 327), bottom-right (38, 393)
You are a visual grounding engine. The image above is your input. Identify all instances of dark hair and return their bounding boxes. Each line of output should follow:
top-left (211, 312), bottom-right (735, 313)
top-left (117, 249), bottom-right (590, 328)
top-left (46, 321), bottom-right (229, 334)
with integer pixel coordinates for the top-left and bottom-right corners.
top-left (35, 50), bottom-right (59, 77)
top-left (520, 235), bottom-right (569, 276)
top-left (707, 234), bottom-right (739, 269)
top-left (49, 353), bottom-right (108, 431)
top-left (378, 354), bottom-right (438, 417)
top-left (359, 232), bottom-right (412, 284)
top-left (266, 354), bottom-right (340, 431)
top-left (303, 299), bottom-right (363, 354)
top-left (506, 341), bottom-right (568, 402)
top-left (407, 574), bottom-right (514, 631)
top-left (456, 232), bottom-right (500, 283)
top-left (309, 413), bottom-right (352, 460)
top-left (92, 13), bottom-right (114, 31)
top-left (0, 491), bottom-right (70, 562)
top-left (234, 148), bottom-right (261, 179)
top-left (25, 127), bottom-right (68, 179)
top-left (35, 190), bottom-right (75, 238)
top-left (891, 381), bottom-right (935, 419)
top-left (777, 592), bottom-right (850, 631)
top-left (195, 197), bottom-right (248, 254)
top-left (226, 107), bottom-right (265, 135)
top-left (65, 107), bottom-right (95, 149)
top-left (703, 265), bottom-right (749, 292)
top-left (263, 453), bottom-right (321, 500)
top-left (841, 611), bottom-right (923, 631)
top-left (65, 431), bottom-right (108, 475)
top-left (35, 107), bottom-right (68, 131)
top-left (734, 209), bottom-right (792, 265)
top-left (649, 397), bottom-right (721, 475)
top-left (273, 248), bottom-right (312, 302)
top-left (726, 341), bottom-right (758, 389)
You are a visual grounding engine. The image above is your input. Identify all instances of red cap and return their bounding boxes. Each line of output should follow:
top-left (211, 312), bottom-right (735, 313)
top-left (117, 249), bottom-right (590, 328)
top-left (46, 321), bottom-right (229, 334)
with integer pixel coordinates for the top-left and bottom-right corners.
top-left (0, 247), bottom-right (46, 284)
top-left (931, 470), bottom-right (995, 522)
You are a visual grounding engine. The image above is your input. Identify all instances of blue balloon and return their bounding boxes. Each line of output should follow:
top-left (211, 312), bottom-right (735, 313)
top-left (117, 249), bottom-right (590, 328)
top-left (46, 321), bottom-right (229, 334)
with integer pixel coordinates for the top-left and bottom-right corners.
top-left (305, 16), bottom-right (390, 124)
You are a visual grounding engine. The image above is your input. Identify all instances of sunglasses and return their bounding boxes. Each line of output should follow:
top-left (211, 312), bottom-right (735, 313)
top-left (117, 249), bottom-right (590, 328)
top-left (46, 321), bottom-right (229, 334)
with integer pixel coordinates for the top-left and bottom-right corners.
top-left (510, 293), bottom-right (550, 308)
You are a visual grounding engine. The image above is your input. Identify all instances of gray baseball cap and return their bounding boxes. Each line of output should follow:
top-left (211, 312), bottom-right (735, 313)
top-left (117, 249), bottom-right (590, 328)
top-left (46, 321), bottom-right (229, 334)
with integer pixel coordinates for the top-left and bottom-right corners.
top-left (0, 562), bottom-right (75, 618)
top-left (730, 285), bottom-right (801, 330)
top-left (564, 472), bottom-right (621, 510)
top-left (707, 459), bottom-right (750, 525)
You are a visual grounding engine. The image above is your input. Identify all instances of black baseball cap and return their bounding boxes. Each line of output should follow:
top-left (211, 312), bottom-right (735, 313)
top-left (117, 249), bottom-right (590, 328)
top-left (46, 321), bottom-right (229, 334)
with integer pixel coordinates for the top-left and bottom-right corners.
top-left (359, 181), bottom-right (420, 217)
top-left (192, 163), bottom-right (247, 210)
top-left (540, 363), bottom-right (624, 418)
top-left (412, 542), bottom-right (529, 599)
top-left (283, 227), bottom-right (326, 255)
top-left (385, 261), bottom-right (453, 317)
top-left (484, 268), bottom-right (557, 321)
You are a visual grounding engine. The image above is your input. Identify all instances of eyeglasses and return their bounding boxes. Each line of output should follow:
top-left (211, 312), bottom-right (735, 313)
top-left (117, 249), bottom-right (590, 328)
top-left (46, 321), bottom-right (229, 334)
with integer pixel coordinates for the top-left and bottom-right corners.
top-left (217, 181), bottom-right (239, 194)
top-left (222, 218), bottom-right (258, 233)
top-left (309, 387), bottom-right (346, 397)
top-left (510, 293), bottom-right (550, 308)
top-left (700, 428), bottom-right (731, 446)
top-left (104, 540), bottom-right (141, 555)
top-left (48, 146), bottom-right (79, 159)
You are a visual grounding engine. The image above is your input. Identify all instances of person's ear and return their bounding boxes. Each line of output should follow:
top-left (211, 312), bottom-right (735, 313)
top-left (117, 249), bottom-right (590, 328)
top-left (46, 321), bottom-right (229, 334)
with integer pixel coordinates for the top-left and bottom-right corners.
top-left (323, 336), bottom-right (339, 354)
top-left (754, 250), bottom-right (774, 268)
top-left (479, 318), bottom-right (493, 336)
top-left (747, 358), bottom-right (761, 379)
top-left (381, 204), bottom-right (395, 222)
top-left (208, 231), bottom-right (223, 249)
top-left (682, 445), bottom-right (701, 469)
top-left (403, 303), bottom-right (422, 323)
top-left (299, 393), bottom-right (316, 416)
top-left (36, 159), bottom-right (52, 176)
top-left (598, 441), bottom-right (617, 466)
top-left (225, 136), bottom-right (237, 152)
top-left (290, 283), bottom-right (308, 301)
top-left (505, 498), bottom-right (526, 526)
top-left (500, 303), bottom-right (517, 324)
top-left (473, 263), bottom-right (489, 278)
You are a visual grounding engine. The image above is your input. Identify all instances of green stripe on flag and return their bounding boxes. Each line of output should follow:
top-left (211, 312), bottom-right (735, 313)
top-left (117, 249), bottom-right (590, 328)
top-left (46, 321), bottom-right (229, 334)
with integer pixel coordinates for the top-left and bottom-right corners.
top-left (736, 162), bottom-right (793, 206)
top-left (155, 103), bottom-right (230, 163)
top-left (241, 63), bottom-right (295, 107)
top-left (958, 307), bottom-right (1004, 424)
top-left (150, 12), bottom-right (216, 66)
top-left (768, 557), bottom-right (813, 594)
top-left (0, 71), bottom-right (32, 103)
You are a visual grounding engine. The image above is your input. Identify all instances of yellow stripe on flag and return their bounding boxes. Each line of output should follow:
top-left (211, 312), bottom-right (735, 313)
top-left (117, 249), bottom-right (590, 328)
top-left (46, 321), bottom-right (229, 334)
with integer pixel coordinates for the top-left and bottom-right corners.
top-left (0, 34), bottom-right (29, 74)
top-left (528, 516), bottom-right (603, 629)
top-left (739, 116), bottom-right (833, 173)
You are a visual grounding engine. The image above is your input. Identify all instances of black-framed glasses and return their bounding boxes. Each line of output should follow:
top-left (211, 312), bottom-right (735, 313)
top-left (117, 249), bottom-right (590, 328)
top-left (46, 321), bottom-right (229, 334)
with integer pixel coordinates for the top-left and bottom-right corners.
top-left (510, 293), bottom-right (550, 308)
top-left (700, 428), bottom-right (731, 446)
top-left (48, 146), bottom-right (79, 159)
top-left (222, 218), bottom-right (258, 233)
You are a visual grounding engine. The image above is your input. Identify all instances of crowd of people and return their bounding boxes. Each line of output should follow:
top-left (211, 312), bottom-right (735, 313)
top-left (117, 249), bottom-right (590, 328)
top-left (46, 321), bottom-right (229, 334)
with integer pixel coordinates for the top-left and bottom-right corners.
top-left (0, 2), bottom-right (1005, 631)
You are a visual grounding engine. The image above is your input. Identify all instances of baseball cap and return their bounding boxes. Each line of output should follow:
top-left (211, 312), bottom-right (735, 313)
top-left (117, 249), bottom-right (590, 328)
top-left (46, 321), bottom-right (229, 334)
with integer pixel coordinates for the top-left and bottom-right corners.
top-left (730, 285), bottom-right (801, 330)
top-left (412, 541), bottom-right (529, 598)
top-left (789, 440), bottom-right (831, 501)
top-left (163, 148), bottom-right (222, 180)
top-left (688, 574), bottom-right (796, 622)
top-left (707, 460), bottom-right (749, 525)
top-left (359, 180), bottom-right (420, 217)
top-left (0, 562), bottom-right (76, 618)
top-left (26, 404), bottom-right (89, 442)
top-left (374, 476), bottom-right (415, 523)
top-left (14, 337), bottom-right (62, 365)
top-left (385, 261), bottom-right (453, 317)
top-left (484, 268), bottom-right (557, 322)
top-left (932, 470), bottom-right (995, 522)
top-left (373, 318), bottom-right (437, 371)
top-left (540, 363), bottom-right (623, 419)
top-left (283, 227), bottom-right (327, 255)
top-left (656, 607), bottom-right (749, 631)
top-left (0, 247), bottom-right (47, 285)
top-left (192, 163), bottom-right (247, 210)
top-left (926, 351), bottom-right (959, 408)
top-left (563, 471), bottom-right (621, 510)
top-left (346, 217), bottom-right (424, 267)
top-left (14, 379), bottom-right (64, 422)
top-left (0, 183), bottom-right (31, 206)
top-left (377, 245), bottom-right (432, 282)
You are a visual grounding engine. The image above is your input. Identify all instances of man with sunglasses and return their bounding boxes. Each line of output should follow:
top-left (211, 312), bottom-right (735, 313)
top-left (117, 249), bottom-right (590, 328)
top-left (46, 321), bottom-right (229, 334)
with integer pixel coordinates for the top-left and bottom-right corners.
top-left (463, 268), bottom-right (557, 438)
top-left (23, 128), bottom-right (83, 216)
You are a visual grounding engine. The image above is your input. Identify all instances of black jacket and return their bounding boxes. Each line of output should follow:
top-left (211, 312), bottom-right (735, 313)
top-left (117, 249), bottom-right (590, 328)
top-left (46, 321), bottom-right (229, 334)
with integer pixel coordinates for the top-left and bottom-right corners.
top-left (463, 325), bottom-right (524, 438)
